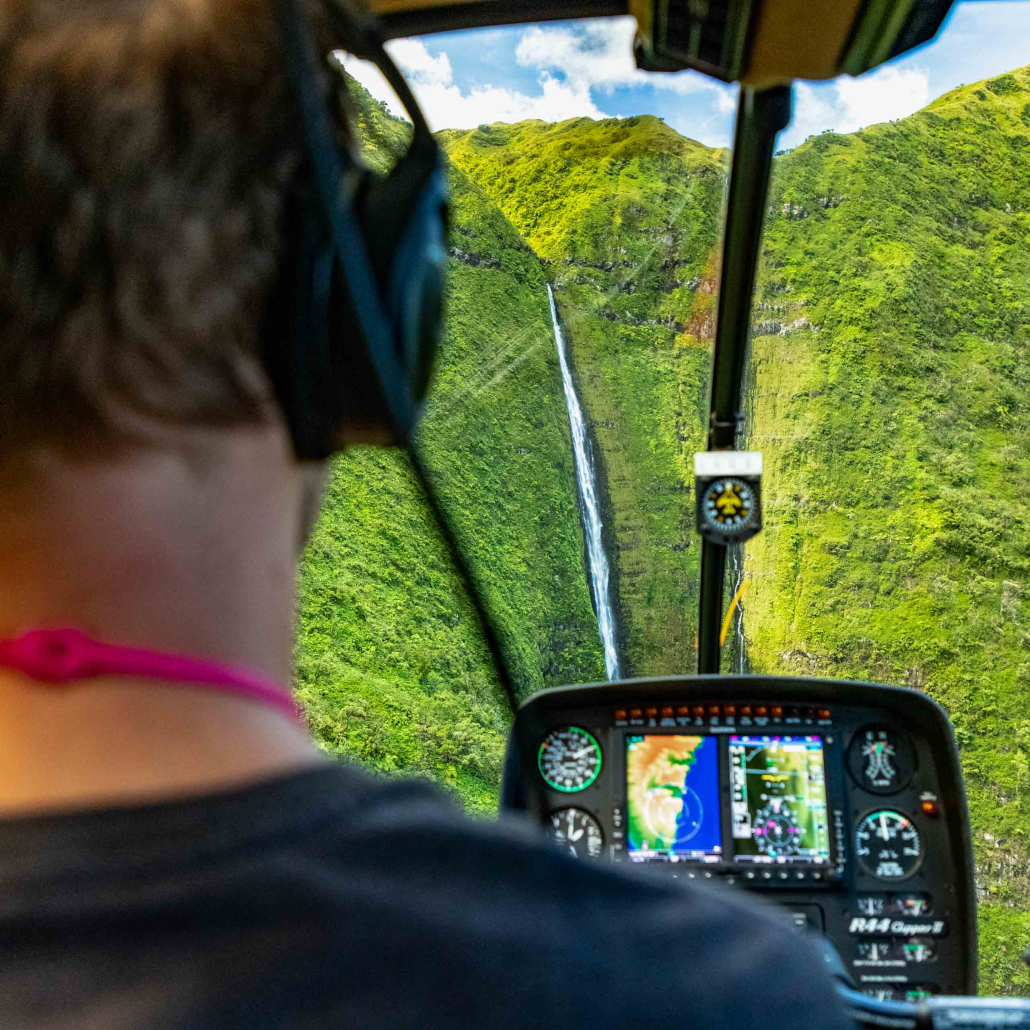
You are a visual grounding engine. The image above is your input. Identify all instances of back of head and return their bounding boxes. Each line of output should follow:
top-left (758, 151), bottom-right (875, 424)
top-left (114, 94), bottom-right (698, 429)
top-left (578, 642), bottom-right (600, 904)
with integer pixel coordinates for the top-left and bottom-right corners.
top-left (0, 0), bottom-right (308, 460)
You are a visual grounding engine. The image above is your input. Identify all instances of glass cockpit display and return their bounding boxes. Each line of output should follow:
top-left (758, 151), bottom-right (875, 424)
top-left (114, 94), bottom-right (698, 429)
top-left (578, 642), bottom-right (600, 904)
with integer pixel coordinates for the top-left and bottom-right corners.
top-left (626, 735), bottom-right (722, 861)
top-left (729, 735), bottom-right (831, 865)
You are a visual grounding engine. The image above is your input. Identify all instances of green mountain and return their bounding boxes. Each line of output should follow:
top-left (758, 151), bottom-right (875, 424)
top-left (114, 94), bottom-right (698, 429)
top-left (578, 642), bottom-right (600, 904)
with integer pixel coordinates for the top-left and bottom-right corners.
top-left (298, 68), bottom-right (1030, 987)
top-left (295, 78), bottom-right (604, 813)
top-left (442, 117), bottom-right (726, 673)
top-left (744, 67), bottom-right (1030, 992)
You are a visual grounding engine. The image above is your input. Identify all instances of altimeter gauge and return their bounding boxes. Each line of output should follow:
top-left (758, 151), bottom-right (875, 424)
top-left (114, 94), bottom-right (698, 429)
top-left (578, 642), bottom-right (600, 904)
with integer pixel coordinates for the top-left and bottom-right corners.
top-left (855, 810), bottom-right (923, 881)
top-left (538, 727), bottom-right (602, 793)
top-left (550, 808), bottom-right (604, 859)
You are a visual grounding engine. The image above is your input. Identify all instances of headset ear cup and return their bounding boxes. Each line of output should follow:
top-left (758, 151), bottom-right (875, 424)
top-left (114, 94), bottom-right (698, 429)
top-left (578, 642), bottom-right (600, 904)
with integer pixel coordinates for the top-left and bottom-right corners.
top-left (359, 154), bottom-right (449, 411)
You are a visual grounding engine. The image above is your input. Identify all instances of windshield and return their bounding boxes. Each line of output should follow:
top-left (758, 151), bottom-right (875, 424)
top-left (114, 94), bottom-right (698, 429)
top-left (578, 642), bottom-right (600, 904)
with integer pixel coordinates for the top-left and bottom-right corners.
top-left (298, 3), bottom-right (1030, 994)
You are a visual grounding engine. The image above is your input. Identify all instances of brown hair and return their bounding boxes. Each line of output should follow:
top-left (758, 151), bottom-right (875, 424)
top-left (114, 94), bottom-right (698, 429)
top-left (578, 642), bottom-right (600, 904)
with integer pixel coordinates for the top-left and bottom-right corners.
top-left (0, 0), bottom-right (319, 455)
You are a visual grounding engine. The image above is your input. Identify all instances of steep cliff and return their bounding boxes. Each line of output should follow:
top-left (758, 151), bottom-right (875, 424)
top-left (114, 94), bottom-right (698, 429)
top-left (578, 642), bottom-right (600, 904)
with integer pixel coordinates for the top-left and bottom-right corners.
top-left (442, 116), bottom-right (726, 674)
top-left (744, 66), bottom-right (1030, 992)
top-left (295, 78), bottom-right (603, 813)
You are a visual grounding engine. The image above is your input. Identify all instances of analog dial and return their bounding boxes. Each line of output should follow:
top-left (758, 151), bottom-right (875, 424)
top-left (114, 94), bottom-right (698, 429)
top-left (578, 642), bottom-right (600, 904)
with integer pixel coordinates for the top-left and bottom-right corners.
top-left (847, 725), bottom-right (914, 794)
top-left (855, 810), bottom-right (923, 880)
top-left (538, 727), bottom-right (602, 793)
top-left (550, 808), bottom-right (604, 859)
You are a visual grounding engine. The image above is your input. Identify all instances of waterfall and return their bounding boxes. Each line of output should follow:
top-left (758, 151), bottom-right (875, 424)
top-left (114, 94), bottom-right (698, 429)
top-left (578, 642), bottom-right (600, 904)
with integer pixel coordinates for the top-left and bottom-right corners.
top-left (547, 285), bottom-right (621, 681)
top-left (730, 544), bottom-right (750, 674)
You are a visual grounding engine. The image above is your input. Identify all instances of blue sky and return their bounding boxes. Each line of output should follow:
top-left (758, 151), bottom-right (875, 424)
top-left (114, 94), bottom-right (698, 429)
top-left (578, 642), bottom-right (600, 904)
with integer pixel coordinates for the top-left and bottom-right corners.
top-left (343, 2), bottom-right (1030, 149)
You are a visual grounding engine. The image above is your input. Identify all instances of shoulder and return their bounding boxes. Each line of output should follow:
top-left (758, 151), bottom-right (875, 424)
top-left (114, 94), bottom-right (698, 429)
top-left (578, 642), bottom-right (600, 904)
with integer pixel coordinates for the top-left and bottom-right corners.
top-left (308, 767), bottom-right (850, 1030)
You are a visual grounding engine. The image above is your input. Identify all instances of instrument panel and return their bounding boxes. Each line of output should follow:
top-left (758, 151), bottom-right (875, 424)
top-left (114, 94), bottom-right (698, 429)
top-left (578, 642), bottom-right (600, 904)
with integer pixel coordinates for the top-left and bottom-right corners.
top-left (501, 676), bottom-right (977, 999)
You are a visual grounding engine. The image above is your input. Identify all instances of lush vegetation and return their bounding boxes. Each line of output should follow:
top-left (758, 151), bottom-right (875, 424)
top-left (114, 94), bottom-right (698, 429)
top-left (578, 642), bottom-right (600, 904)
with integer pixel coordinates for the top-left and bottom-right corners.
top-left (442, 117), bottom-right (725, 673)
top-left (743, 66), bottom-right (1030, 992)
top-left (295, 78), bottom-right (603, 813)
top-left (299, 68), bottom-right (1030, 986)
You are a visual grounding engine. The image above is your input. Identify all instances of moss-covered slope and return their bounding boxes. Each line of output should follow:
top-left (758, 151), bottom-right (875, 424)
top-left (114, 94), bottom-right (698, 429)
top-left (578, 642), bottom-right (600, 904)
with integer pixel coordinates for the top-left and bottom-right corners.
top-left (295, 78), bottom-right (604, 813)
top-left (443, 116), bottom-right (726, 674)
top-left (743, 66), bottom-right (1030, 991)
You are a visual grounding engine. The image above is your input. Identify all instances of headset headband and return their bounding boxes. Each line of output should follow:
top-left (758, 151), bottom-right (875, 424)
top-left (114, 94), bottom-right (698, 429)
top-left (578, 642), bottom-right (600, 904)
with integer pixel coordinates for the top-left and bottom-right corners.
top-left (268, 0), bottom-right (449, 458)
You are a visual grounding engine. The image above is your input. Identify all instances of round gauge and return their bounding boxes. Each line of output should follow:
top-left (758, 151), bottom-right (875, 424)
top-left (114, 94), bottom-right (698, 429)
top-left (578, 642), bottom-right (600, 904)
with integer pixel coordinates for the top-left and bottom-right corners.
top-left (701, 477), bottom-right (757, 534)
top-left (847, 725), bottom-right (915, 794)
top-left (550, 807), bottom-right (604, 859)
top-left (700, 477), bottom-right (758, 535)
top-left (752, 801), bottom-right (802, 857)
top-left (538, 727), bottom-right (602, 792)
top-left (855, 810), bottom-right (923, 881)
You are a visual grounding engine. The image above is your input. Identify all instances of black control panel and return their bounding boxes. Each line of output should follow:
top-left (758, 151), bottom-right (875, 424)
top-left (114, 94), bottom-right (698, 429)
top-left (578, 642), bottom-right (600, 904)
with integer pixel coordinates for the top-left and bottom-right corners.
top-left (501, 676), bottom-right (977, 999)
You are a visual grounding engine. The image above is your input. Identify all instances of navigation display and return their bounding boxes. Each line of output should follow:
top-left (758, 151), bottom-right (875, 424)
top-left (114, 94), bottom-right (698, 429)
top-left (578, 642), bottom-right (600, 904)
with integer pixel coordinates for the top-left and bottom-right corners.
top-left (729, 735), bottom-right (831, 865)
top-left (626, 735), bottom-right (722, 862)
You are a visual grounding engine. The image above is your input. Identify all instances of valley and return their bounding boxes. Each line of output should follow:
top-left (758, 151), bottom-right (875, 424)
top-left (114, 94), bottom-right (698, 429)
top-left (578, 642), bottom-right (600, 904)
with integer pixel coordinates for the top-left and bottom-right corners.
top-left (297, 66), bottom-right (1030, 989)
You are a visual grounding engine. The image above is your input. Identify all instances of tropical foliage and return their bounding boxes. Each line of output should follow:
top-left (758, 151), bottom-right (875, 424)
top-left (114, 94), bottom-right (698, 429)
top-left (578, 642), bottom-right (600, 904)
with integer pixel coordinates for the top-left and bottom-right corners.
top-left (298, 67), bottom-right (1030, 984)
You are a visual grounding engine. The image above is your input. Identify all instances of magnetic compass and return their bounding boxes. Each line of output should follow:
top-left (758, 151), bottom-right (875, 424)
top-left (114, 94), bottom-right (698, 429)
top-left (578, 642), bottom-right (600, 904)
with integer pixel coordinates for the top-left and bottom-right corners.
top-left (855, 810), bottom-right (923, 881)
top-left (694, 452), bottom-right (763, 544)
top-left (550, 808), bottom-right (604, 859)
top-left (702, 478), bottom-right (756, 532)
top-left (538, 727), bottom-right (602, 793)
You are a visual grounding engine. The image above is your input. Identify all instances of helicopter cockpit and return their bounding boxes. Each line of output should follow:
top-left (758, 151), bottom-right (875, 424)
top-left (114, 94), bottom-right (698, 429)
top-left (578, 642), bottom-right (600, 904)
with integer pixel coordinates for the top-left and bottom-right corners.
top-left (306, 0), bottom-right (1030, 1025)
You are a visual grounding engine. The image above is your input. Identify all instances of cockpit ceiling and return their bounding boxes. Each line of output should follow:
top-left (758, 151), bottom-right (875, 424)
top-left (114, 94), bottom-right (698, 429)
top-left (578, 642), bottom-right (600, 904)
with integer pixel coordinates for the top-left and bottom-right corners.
top-left (366, 0), bottom-right (955, 87)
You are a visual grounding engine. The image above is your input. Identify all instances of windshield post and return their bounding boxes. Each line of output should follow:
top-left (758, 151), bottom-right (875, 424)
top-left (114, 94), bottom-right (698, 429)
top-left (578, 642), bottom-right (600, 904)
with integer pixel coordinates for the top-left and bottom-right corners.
top-left (697, 83), bottom-right (792, 675)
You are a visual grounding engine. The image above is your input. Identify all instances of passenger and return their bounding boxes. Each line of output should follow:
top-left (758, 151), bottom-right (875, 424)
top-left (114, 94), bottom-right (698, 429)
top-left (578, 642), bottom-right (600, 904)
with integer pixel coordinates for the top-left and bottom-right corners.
top-left (0, 0), bottom-right (852, 1026)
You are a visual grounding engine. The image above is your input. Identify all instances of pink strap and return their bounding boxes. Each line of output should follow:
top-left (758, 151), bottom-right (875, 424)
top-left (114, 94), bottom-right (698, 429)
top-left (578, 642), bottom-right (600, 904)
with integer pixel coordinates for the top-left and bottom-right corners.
top-left (0, 628), bottom-right (302, 723)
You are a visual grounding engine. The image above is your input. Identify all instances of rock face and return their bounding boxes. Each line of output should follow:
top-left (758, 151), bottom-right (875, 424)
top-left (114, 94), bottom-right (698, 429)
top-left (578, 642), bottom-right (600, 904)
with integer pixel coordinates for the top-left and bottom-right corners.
top-left (779, 317), bottom-right (814, 334)
top-left (782, 201), bottom-right (809, 219)
top-left (448, 246), bottom-right (501, 269)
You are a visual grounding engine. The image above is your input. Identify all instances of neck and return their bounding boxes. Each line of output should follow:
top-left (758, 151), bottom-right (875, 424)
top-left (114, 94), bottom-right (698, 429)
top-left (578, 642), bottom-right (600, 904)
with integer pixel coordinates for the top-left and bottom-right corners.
top-left (0, 427), bottom-right (326, 815)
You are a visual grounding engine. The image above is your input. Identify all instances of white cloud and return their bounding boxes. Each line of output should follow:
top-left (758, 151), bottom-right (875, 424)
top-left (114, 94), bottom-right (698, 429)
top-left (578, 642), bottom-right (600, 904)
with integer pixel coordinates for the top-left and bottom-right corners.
top-left (339, 18), bottom-right (737, 135)
top-left (515, 17), bottom-right (724, 98)
top-left (835, 66), bottom-right (929, 131)
top-left (781, 66), bottom-right (930, 148)
top-left (338, 52), bottom-right (603, 131)
top-left (397, 75), bottom-right (604, 131)
top-left (714, 87), bottom-right (737, 114)
top-left (385, 38), bottom-right (453, 87)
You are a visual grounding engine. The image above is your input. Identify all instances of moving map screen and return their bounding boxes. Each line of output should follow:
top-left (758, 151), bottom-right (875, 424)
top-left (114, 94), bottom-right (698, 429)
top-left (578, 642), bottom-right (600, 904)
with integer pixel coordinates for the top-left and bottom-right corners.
top-left (626, 735), bottom-right (722, 862)
top-left (729, 735), bottom-right (831, 865)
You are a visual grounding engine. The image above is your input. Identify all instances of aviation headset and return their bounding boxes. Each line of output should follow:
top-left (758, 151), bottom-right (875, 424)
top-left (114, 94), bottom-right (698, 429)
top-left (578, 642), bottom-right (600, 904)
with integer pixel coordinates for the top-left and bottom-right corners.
top-left (267, 0), bottom-right (449, 459)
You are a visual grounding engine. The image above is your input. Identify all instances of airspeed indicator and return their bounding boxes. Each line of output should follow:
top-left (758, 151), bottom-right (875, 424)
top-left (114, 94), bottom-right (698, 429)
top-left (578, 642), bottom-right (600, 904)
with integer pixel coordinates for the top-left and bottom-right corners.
top-left (538, 727), bottom-right (602, 793)
top-left (855, 810), bottom-right (923, 881)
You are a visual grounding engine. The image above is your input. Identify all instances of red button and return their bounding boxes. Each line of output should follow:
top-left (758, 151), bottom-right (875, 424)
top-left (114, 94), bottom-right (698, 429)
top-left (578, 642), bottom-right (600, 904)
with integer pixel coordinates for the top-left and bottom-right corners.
top-left (739, 705), bottom-right (752, 717)
top-left (724, 705), bottom-right (736, 717)
top-left (692, 705), bottom-right (705, 718)
top-left (661, 707), bottom-right (674, 718)
top-left (771, 705), bottom-right (783, 719)
top-left (645, 707), bottom-right (658, 719)
top-left (629, 708), bottom-right (642, 719)
top-left (614, 709), bottom-right (627, 721)
top-left (676, 706), bottom-right (690, 717)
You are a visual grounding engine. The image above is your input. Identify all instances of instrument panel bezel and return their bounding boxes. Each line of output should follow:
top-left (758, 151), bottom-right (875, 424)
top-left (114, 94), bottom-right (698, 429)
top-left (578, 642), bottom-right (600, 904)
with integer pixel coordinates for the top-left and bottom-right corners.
top-left (501, 674), bottom-right (977, 994)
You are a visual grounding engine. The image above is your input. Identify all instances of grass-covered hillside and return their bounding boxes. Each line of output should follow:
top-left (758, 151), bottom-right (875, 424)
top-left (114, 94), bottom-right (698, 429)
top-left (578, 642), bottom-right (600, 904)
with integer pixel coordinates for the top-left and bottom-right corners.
top-left (298, 65), bottom-right (1030, 988)
top-left (295, 78), bottom-right (603, 813)
top-left (443, 118), bottom-right (726, 674)
top-left (743, 66), bottom-right (1030, 992)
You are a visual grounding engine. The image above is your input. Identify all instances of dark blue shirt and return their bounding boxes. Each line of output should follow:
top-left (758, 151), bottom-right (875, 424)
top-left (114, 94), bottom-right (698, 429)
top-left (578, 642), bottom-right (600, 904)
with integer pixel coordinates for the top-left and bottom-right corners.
top-left (0, 764), bottom-right (852, 1028)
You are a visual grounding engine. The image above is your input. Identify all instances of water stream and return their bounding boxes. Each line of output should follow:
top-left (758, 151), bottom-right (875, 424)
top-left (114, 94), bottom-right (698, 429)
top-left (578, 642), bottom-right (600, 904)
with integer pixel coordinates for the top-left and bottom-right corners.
top-left (730, 543), bottom-right (750, 674)
top-left (547, 285), bottom-right (621, 680)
